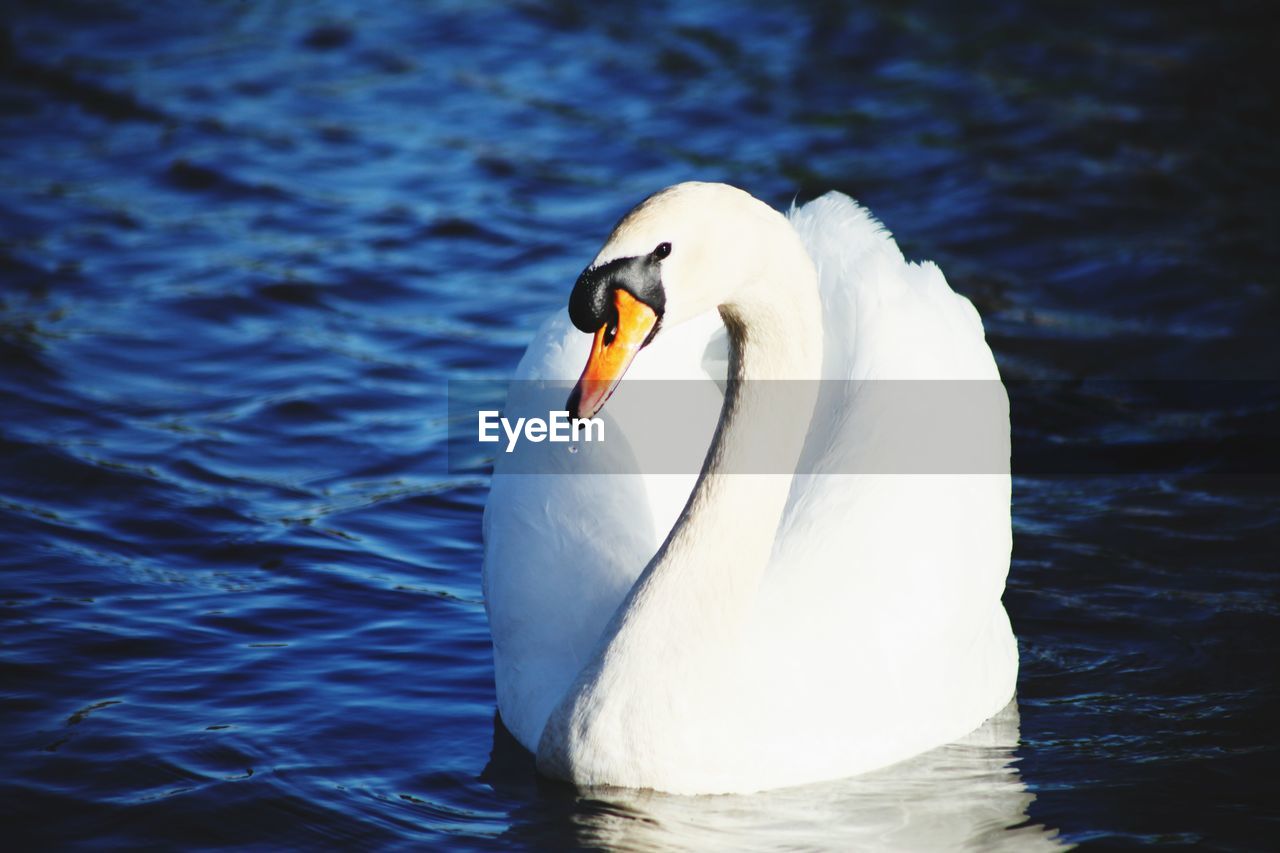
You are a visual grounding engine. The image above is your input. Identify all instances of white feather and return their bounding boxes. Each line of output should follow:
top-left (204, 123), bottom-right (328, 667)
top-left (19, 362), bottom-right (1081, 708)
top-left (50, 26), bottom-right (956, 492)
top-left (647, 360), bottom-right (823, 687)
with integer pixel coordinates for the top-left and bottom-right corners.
top-left (482, 184), bottom-right (1015, 794)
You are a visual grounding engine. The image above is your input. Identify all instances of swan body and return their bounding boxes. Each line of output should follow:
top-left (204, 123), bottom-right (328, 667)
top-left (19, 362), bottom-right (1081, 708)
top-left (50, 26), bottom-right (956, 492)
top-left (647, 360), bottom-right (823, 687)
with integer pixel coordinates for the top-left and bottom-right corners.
top-left (482, 183), bottom-right (1015, 794)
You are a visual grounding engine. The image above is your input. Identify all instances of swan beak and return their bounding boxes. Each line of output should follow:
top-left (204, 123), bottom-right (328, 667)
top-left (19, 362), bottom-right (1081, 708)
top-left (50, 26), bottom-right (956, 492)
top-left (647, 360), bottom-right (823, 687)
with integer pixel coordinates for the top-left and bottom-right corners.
top-left (567, 289), bottom-right (658, 419)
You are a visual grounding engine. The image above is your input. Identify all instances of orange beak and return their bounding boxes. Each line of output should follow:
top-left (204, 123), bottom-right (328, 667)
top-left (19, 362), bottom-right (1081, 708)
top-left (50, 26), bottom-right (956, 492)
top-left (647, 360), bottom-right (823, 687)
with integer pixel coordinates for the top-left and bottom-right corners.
top-left (567, 289), bottom-right (658, 419)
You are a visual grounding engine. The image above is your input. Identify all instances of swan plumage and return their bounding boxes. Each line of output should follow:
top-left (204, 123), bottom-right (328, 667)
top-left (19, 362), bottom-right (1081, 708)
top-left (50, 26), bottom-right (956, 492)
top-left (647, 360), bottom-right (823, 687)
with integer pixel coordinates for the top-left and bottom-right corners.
top-left (482, 183), bottom-right (1015, 794)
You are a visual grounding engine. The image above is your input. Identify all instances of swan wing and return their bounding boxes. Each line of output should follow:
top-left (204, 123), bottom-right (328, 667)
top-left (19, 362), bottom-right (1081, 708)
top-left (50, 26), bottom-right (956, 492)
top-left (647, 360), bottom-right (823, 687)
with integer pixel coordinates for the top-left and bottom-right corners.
top-left (737, 194), bottom-right (1016, 782)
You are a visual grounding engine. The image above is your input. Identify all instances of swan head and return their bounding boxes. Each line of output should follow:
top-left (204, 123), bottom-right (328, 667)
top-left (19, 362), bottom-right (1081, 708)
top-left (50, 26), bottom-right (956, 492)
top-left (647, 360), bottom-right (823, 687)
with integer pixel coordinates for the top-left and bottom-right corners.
top-left (566, 182), bottom-right (795, 418)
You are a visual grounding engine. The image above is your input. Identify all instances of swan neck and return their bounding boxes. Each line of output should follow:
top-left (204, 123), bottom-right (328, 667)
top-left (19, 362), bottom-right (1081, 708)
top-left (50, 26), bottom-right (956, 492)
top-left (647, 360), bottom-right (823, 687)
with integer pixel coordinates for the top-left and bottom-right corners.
top-left (535, 224), bottom-right (823, 787)
top-left (626, 248), bottom-right (824, 625)
top-left (660, 293), bottom-right (820, 581)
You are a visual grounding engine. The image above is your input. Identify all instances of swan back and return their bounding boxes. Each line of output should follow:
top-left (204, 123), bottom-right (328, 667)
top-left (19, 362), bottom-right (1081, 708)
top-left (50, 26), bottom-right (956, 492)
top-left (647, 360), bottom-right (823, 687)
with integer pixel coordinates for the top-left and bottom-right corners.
top-left (739, 193), bottom-right (1014, 784)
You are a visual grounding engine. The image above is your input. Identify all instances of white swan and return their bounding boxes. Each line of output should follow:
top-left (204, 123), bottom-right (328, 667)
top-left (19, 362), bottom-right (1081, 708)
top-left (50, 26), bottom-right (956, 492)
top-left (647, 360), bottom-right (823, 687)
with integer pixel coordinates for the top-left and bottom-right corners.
top-left (482, 182), bottom-right (1016, 795)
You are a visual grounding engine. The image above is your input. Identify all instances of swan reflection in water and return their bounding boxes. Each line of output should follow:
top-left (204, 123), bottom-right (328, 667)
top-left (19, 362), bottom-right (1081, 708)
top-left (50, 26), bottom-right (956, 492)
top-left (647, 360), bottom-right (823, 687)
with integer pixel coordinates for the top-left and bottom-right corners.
top-left (483, 700), bottom-right (1064, 851)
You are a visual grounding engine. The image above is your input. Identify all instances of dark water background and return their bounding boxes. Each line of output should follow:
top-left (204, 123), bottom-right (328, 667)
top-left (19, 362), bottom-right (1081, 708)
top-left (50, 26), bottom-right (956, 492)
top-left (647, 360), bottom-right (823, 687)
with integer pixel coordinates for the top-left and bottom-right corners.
top-left (2, 1), bottom-right (1277, 849)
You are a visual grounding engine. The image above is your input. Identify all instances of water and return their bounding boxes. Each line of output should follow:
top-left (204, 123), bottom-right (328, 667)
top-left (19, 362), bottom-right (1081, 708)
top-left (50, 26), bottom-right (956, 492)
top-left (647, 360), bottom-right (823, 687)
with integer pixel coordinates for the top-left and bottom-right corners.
top-left (2, 1), bottom-right (1276, 848)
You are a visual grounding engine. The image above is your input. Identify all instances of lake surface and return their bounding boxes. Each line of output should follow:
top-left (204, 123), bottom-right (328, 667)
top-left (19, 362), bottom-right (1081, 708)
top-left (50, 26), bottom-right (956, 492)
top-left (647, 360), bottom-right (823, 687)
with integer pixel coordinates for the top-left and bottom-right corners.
top-left (2, 1), bottom-right (1276, 849)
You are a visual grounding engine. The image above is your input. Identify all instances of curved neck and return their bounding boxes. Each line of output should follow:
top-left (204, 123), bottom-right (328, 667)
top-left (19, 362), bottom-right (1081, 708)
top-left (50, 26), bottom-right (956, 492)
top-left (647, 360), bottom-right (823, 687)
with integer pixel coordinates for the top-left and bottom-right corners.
top-left (607, 225), bottom-right (825, 639)
top-left (538, 237), bottom-right (823, 783)
top-left (629, 280), bottom-right (823, 633)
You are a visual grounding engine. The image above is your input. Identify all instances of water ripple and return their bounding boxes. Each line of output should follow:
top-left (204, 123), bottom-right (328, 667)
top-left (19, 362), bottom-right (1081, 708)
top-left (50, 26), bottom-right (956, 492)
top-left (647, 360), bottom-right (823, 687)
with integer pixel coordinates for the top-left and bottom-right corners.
top-left (2, 1), bottom-right (1276, 849)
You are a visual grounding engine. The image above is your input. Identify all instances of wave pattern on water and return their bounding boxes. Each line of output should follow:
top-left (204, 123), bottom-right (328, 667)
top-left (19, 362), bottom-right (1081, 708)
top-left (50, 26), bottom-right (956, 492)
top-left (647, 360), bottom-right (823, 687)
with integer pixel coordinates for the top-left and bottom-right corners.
top-left (1, 1), bottom-right (1277, 849)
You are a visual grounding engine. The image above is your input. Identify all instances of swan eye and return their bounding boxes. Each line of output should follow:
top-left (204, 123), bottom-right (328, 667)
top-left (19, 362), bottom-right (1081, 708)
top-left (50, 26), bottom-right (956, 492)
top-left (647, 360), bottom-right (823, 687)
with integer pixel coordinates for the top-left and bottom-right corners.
top-left (653, 242), bottom-right (672, 260)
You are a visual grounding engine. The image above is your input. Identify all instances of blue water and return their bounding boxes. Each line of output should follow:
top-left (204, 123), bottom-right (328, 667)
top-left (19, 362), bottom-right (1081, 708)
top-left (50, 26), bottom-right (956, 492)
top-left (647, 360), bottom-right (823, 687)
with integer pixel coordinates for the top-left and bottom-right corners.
top-left (2, 1), bottom-right (1277, 849)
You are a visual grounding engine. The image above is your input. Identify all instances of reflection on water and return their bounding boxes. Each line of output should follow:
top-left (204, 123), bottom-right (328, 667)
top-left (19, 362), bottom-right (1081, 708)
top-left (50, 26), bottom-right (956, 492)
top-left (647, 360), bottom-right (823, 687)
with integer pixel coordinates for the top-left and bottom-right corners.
top-left (486, 702), bottom-right (1063, 851)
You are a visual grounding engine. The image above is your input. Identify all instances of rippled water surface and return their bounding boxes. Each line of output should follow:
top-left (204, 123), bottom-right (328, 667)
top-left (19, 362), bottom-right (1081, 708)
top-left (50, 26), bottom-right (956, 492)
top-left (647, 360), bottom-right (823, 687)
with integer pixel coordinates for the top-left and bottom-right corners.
top-left (3, 1), bottom-right (1277, 849)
